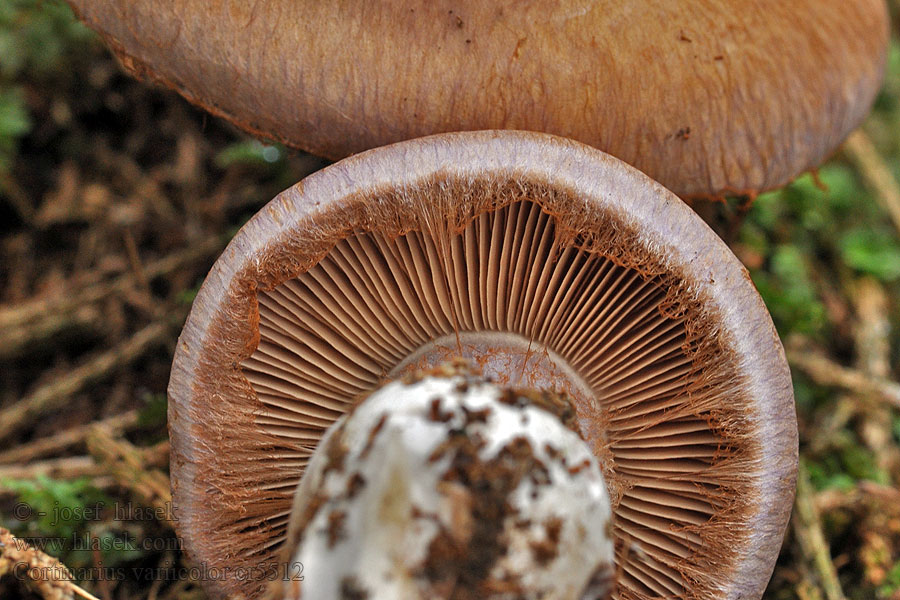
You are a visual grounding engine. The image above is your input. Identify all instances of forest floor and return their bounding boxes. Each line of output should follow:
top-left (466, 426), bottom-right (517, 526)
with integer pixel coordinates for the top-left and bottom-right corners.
top-left (1, 2), bottom-right (900, 599)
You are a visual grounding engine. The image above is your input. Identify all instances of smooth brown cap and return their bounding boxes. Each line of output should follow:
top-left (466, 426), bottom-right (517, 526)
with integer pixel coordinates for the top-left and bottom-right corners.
top-left (168, 131), bottom-right (797, 599)
top-left (67, 0), bottom-right (887, 198)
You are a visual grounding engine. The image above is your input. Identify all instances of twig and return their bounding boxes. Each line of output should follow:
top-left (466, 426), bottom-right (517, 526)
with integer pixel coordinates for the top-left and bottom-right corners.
top-left (0, 456), bottom-right (101, 483)
top-left (121, 227), bottom-right (151, 295)
top-left (0, 322), bottom-right (172, 442)
top-left (815, 480), bottom-right (900, 514)
top-left (786, 337), bottom-right (900, 409)
top-left (807, 397), bottom-right (856, 455)
top-left (0, 234), bottom-right (225, 359)
top-left (794, 465), bottom-right (847, 600)
top-left (0, 527), bottom-right (101, 600)
top-left (0, 305), bottom-right (104, 361)
top-left (851, 278), bottom-right (898, 474)
top-left (143, 440), bottom-right (171, 469)
top-left (90, 547), bottom-right (112, 600)
top-left (93, 138), bottom-right (181, 224)
top-left (797, 578), bottom-right (825, 600)
top-left (146, 551), bottom-right (175, 600)
top-left (0, 410), bottom-right (139, 464)
top-left (0, 173), bottom-right (36, 226)
top-left (0, 233), bottom-right (224, 330)
top-left (86, 426), bottom-right (172, 525)
top-left (853, 278), bottom-right (891, 379)
top-left (843, 129), bottom-right (900, 236)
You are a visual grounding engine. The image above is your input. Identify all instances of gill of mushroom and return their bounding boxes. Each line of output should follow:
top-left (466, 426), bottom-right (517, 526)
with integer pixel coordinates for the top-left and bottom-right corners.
top-left (168, 131), bottom-right (798, 600)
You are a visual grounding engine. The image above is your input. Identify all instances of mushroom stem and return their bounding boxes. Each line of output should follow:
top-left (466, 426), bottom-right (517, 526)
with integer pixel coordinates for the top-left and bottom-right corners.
top-left (280, 363), bottom-right (615, 600)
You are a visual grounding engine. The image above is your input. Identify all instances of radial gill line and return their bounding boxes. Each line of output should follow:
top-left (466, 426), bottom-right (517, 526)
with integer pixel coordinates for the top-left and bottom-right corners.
top-left (241, 199), bottom-right (748, 600)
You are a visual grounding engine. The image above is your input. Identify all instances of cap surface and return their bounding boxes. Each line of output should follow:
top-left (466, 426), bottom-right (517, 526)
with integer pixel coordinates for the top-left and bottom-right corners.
top-left (168, 131), bottom-right (797, 599)
top-left (67, 0), bottom-right (888, 198)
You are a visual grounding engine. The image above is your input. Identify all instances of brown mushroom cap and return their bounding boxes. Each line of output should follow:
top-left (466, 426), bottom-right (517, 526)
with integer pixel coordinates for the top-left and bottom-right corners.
top-left (67, 0), bottom-right (887, 198)
top-left (168, 131), bottom-right (797, 600)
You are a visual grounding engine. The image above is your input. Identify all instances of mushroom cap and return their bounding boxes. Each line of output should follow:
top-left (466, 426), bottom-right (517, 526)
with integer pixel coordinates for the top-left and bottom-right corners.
top-left (67, 0), bottom-right (887, 198)
top-left (168, 131), bottom-right (797, 600)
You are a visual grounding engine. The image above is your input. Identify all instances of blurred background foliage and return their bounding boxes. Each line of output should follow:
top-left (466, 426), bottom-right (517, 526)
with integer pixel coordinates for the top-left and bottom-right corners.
top-left (0, 1), bottom-right (899, 599)
top-left (0, 0), bottom-right (93, 177)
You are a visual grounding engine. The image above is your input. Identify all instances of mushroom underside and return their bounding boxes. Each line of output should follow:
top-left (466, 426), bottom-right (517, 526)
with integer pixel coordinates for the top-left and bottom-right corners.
top-left (170, 172), bottom-right (791, 600)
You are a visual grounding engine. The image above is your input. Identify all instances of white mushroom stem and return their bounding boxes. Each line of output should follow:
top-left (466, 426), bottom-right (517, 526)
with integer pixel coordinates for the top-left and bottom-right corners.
top-left (281, 369), bottom-right (615, 600)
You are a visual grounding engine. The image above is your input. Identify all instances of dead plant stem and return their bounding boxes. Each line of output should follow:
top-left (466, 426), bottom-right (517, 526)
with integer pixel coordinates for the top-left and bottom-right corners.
top-left (794, 465), bottom-right (847, 600)
top-left (0, 322), bottom-right (171, 442)
top-left (843, 130), bottom-right (900, 236)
